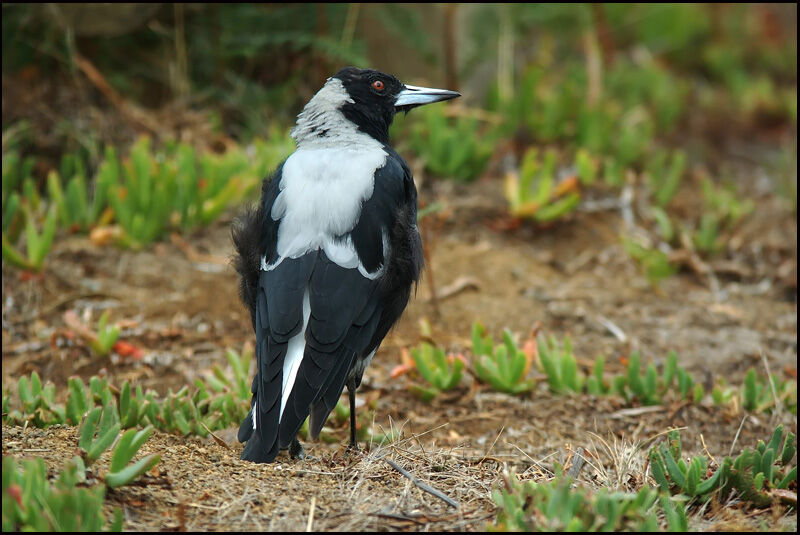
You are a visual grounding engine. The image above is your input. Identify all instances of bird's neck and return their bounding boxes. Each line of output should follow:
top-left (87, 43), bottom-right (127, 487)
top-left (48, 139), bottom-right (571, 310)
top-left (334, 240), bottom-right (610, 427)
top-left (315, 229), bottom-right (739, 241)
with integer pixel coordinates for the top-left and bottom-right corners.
top-left (291, 107), bottom-right (377, 149)
top-left (291, 78), bottom-right (390, 149)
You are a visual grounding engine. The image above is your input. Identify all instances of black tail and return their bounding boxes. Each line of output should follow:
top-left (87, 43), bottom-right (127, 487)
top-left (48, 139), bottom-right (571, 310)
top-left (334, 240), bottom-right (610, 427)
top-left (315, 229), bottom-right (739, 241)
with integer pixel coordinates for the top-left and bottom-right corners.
top-left (240, 424), bottom-right (275, 463)
top-left (231, 205), bottom-right (263, 329)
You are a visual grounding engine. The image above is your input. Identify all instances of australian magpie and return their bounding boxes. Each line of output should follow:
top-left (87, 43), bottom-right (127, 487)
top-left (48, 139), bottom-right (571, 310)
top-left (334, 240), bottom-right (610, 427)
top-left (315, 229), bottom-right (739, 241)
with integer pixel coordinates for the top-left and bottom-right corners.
top-left (232, 67), bottom-right (460, 463)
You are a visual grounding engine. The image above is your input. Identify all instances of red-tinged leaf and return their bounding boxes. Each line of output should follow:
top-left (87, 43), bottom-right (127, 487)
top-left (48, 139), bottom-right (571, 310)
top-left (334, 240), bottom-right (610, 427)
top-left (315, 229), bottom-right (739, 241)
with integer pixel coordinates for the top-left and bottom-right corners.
top-left (448, 353), bottom-right (468, 366)
top-left (552, 175), bottom-right (580, 197)
top-left (90, 225), bottom-right (123, 247)
top-left (113, 341), bottom-right (144, 360)
top-left (399, 347), bottom-right (414, 367)
top-left (7, 484), bottom-right (23, 507)
top-left (19, 271), bottom-right (44, 283)
top-left (390, 364), bottom-right (413, 379)
top-left (486, 216), bottom-right (523, 232)
top-left (63, 310), bottom-right (99, 342)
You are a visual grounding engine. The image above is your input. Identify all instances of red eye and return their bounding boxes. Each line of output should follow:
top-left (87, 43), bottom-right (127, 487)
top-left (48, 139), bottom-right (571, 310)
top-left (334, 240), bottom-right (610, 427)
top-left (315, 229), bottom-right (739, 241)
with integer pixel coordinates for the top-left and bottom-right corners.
top-left (372, 80), bottom-right (385, 91)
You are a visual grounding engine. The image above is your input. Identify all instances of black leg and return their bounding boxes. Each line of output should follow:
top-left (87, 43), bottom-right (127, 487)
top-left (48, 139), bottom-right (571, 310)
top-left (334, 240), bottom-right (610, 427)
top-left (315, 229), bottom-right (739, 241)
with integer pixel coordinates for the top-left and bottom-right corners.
top-left (347, 378), bottom-right (359, 451)
top-left (289, 437), bottom-right (306, 460)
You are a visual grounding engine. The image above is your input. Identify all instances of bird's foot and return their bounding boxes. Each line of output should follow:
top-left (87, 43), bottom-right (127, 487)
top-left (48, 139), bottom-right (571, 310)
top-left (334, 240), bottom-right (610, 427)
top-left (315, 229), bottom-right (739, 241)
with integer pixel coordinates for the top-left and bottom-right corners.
top-left (289, 439), bottom-right (312, 460)
top-left (346, 442), bottom-right (360, 455)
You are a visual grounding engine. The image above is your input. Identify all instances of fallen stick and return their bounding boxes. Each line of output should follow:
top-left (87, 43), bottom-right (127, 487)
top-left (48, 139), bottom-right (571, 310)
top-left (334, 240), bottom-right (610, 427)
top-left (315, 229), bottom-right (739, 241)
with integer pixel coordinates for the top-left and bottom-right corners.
top-left (565, 447), bottom-right (587, 479)
top-left (381, 456), bottom-right (459, 509)
top-left (73, 53), bottom-right (160, 134)
top-left (199, 422), bottom-right (231, 451)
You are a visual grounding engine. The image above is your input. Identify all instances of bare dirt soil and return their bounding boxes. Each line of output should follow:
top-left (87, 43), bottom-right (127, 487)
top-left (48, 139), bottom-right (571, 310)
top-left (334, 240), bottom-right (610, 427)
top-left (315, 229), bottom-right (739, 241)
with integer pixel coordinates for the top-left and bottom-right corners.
top-left (2, 159), bottom-right (797, 531)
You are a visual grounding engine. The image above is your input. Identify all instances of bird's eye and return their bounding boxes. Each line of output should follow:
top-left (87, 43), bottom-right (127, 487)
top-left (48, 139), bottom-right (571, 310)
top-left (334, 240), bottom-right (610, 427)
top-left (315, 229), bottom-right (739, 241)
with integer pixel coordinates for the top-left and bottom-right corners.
top-left (371, 80), bottom-right (385, 91)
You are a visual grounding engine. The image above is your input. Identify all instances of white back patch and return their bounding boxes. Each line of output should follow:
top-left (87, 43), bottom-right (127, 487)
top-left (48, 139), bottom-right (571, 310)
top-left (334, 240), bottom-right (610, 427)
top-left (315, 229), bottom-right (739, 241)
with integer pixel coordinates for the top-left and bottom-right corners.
top-left (264, 146), bottom-right (388, 276)
top-left (260, 76), bottom-right (390, 276)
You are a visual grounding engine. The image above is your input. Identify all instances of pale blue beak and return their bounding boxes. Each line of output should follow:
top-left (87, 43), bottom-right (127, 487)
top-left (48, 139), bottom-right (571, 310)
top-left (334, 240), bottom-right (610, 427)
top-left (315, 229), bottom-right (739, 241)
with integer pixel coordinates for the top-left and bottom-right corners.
top-left (395, 84), bottom-right (460, 109)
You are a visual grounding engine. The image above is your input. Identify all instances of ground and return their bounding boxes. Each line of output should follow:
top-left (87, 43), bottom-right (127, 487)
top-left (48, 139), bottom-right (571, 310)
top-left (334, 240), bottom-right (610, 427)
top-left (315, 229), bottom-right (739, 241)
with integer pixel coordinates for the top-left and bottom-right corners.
top-left (2, 156), bottom-right (797, 531)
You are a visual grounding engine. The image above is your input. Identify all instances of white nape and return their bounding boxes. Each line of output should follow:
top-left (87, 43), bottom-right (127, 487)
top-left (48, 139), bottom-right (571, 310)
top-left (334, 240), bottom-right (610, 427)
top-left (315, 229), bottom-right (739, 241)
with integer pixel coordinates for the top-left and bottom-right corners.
top-left (291, 77), bottom-right (380, 150)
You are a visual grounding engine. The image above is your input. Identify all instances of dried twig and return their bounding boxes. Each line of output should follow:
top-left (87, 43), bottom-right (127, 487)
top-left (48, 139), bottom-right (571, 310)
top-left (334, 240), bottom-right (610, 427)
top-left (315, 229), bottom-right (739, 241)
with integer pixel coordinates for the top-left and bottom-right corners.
top-left (381, 456), bottom-right (459, 509)
top-left (434, 276), bottom-right (481, 302)
top-left (700, 434), bottom-right (716, 465)
top-left (610, 406), bottom-right (664, 419)
top-left (200, 423), bottom-right (231, 451)
top-left (596, 315), bottom-right (627, 342)
top-left (73, 53), bottom-right (160, 134)
top-left (305, 496), bottom-right (316, 532)
top-left (729, 414), bottom-right (748, 457)
top-left (565, 446), bottom-right (588, 479)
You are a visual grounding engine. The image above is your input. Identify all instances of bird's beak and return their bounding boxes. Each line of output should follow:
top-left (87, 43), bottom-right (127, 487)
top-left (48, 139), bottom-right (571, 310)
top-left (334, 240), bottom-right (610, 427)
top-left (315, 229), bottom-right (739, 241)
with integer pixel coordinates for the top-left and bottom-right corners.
top-left (395, 84), bottom-right (461, 109)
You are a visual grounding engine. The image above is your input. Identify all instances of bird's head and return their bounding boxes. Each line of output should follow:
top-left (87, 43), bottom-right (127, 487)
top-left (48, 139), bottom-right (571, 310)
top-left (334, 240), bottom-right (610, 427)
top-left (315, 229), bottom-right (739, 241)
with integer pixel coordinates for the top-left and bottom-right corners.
top-left (292, 67), bottom-right (460, 147)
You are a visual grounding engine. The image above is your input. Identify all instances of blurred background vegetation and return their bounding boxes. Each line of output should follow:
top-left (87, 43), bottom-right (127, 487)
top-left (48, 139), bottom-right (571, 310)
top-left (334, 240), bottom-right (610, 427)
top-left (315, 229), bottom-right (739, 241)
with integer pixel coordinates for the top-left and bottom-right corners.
top-left (2, 6), bottom-right (798, 530)
top-left (1, 3), bottom-right (797, 274)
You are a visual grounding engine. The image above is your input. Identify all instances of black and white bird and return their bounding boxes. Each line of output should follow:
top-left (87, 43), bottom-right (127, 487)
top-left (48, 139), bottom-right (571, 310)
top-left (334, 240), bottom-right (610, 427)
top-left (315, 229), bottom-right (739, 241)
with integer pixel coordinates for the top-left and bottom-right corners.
top-left (232, 67), bottom-right (460, 463)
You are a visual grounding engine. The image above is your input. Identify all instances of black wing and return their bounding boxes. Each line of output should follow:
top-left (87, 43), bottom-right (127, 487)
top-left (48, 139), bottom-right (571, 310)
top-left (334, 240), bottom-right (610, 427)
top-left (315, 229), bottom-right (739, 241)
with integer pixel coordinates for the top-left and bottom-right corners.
top-left (305, 148), bottom-right (423, 438)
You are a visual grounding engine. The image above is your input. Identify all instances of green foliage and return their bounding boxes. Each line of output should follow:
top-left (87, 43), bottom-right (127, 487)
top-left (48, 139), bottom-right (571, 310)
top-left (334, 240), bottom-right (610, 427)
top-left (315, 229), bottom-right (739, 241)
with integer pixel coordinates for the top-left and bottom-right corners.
top-left (711, 378), bottom-right (737, 407)
top-left (401, 106), bottom-right (494, 182)
top-left (104, 134), bottom-right (292, 248)
top-left (464, 324), bottom-right (790, 414)
top-left (7, 371), bottom-right (64, 427)
top-left (90, 311), bottom-right (121, 358)
top-left (693, 178), bottom-right (754, 254)
top-left (618, 351), bottom-right (701, 406)
top-left (537, 336), bottom-right (583, 394)
top-left (2, 457), bottom-right (121, 532)
top-left (4, 345), bottom-right (253, 436)
top-left (471, 323), bottom-right (535, 394)
top-left (2, 133), bottom-right (293, 257)
top-left (650, 206), bottom-right (675, 243)
top-left (46, 151), bottom-right (113, 232)
top-left (203, 346), bottom-right (252, 404)
top-left (489, 472), bottom-right (686, 532)
top-left (78, 405), bottom-right (121, 464)
top-left (649, 430), bottom-right (730, 499)
top-left (408, 342), bottom-right (464, 401)
top-left (491, 56), bottom-right (687, 176)
top-left (621, 236), bottom-right (678, 284)
top-left (1, 204), bottom-right (57, 272)
top-left (105, 426), bottom-right (161, 488)
top-left (741, 368), bottom-right (797, 414)
top-left (649, 425), bottom-right (797, 507)
top-left (647, 150), bottom-right (687, 207)
top-left (504, 148), bottom-right (581, 222)
top-left (1, 151), bottom-right (34, 237)
top-left (574, 149), bottom-right (599, 186)
top-left (536, 343), bottom-right (701, 406)
top-left (2, 405), bottom-right (160, 531)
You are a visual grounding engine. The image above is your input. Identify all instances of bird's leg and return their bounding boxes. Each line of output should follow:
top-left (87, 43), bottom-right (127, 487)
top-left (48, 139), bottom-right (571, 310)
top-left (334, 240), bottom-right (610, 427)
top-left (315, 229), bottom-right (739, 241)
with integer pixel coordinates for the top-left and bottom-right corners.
top-left (289, 437), bottom-right (306, 460)
top-left (347, 378), bottom-right (359, 452)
